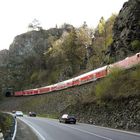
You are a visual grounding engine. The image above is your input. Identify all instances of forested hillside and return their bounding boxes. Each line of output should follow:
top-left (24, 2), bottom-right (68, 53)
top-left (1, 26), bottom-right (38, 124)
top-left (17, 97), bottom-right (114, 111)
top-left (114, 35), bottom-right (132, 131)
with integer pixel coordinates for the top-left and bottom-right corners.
top-left (0, 14), bottom-right (117, 93)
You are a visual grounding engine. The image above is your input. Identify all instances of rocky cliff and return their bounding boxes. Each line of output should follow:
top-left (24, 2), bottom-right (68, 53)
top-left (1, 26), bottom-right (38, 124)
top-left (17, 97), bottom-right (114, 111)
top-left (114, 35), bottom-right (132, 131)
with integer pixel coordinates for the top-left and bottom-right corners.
top-left (0, 23), bottom-right (78, 91)
top-left (0, 28), bottom-right (65, 90)
top-left (107, 0), bottom-right (140, 61)
top-left (8, 28), bottom-right (63, 65)
top-left (0, 49), bottom-right (9, 67)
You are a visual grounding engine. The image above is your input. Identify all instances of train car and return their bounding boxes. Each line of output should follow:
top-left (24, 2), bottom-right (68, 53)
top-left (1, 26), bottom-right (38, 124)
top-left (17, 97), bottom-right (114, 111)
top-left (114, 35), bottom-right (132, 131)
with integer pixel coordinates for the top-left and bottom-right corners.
top-left (33, 89), bottom-right (39, 95)
top-left (78, 66), bottom-right (107, 85)
top-left (72, 77), bottom-right (80, 86)
top-left (14, 88), bottom-right (39, 96)
top-left (13, 52), bottom-right (140, 97)
top-left (109, 52), bottom-right (140, 70)
top-left (50, 84), bottom-right (58, 91)
top-left (55, 78), bottom-right (73, 91)
top-left (65, 79), bottom-right (73, 88)
top-left (14, 91), bottom-right (23, 96)
top-left (55, 81), bottom-right (66, 90)
top-left (22, 90), bottom-right (32, 96)
top-left (38, 86), bottom-right (51, 94)
top-left (21, 89), bottom-right (37, 96)
top-left (13, 66), bottom-right (107, 96)
top-left (78, 71), bottom-right (96, 85)
top-left (94, 66), bottom-right (108, 78)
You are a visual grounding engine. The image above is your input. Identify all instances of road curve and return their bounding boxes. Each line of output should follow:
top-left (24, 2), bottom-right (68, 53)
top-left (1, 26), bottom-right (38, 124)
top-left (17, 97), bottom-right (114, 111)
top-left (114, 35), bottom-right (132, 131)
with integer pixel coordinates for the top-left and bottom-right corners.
top-left (15, 119), bottom-right (38, 140)
top-left (17, 116), bottom-right (140, 140)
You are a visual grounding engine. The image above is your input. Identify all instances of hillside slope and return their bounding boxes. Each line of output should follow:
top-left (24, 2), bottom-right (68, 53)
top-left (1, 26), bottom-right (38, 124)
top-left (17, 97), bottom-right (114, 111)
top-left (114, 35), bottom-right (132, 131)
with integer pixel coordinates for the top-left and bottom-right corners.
top-left (0, 66), bottom-right (140, 132)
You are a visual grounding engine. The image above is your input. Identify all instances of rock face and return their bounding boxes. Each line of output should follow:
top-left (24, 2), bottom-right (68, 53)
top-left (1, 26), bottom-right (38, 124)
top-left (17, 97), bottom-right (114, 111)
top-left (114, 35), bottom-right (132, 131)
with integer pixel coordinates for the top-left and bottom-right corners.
top-left (0, 28), bottom-right (64, 90)
top-left (9, 29), bottom-right (63, 64)
top-left (65, 98), bottom-right (140, 132)
top-left (0, 49), bottom-right (9, 67)
top-left (107, 0), bottom-right (140, 61)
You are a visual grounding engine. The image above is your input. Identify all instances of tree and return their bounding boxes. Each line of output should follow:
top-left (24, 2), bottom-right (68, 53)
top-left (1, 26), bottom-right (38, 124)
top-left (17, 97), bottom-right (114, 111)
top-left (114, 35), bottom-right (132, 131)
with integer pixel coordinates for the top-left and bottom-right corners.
top-left (82, 21), bottom-right (88, 29)
top-left (98, 17), bottom-right (106, 35)
top-left (97, 17), bottom-right (107, 49)
top-left (105, 13), bottom-right (117, 48)
top-left (76, 24), bottom-right (94, 63)
top-left (28, 18), bottom-right (43, 31)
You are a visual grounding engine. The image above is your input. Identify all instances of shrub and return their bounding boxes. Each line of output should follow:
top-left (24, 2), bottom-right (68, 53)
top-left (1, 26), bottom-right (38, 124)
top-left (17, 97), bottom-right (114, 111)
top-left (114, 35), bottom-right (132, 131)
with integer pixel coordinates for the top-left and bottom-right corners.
top-left (30, 71), bottom-right (38, 83)
top-left (0, 113), bottom-right (13, 137)
top-left (95, 68), bottom-right (123, 101)
top-left (95, 65), bottom-right (140, 101)
top-left (131, 40), bottom-right (140, 50)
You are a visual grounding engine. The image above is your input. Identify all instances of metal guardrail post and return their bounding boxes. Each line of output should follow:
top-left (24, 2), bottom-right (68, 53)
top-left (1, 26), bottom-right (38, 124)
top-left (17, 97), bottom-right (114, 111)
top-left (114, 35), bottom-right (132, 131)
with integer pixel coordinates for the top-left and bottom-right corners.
top-left (0, 129), bottom-right (4, 140)
top-left (12, 118), bottom-right (17, 140)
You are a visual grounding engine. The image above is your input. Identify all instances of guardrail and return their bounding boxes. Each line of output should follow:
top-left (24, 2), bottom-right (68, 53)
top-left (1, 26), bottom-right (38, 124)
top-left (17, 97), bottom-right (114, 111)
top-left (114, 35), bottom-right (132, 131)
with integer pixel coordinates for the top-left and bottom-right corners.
top-left (0, 129), bottom-right (4, 140)
top-left (12, 118), bottom-right (17, 140)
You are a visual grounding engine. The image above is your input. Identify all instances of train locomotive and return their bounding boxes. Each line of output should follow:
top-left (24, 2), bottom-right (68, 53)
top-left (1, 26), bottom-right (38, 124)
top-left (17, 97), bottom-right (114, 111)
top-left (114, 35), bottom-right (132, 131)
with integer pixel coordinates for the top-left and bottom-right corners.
top-left (13, 52), bottom-right (140, 97)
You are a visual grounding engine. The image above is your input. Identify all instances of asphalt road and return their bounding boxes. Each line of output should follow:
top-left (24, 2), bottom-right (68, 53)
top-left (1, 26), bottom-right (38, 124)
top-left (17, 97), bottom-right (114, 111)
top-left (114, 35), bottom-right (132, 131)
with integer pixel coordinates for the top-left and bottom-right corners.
top-left (17, 116), bottom-right (140, 140)
top-left (15, 119), bottom-right (38, 140)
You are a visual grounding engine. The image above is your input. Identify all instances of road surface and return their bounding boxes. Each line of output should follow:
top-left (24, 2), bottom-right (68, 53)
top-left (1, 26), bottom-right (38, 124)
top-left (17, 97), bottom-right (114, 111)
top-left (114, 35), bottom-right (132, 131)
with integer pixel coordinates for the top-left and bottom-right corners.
top-left (15, 119), bottom-right (38, 140)
top-left (16, 116), bottom-right (140, 140)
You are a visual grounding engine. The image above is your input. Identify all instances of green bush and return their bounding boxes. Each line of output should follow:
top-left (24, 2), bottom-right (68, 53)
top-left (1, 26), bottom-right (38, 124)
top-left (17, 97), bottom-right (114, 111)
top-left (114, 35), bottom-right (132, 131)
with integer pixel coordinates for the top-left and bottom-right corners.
top-left (38, 113), bottom-right (58, 119)
top-left (95, 68), bottom-right (123, 101)
top-left (95, 65), bottom-right (140, 101)
top-left (30, 71), bottom-right (38, 83)
top-left (131, 65), bottom-right (140, 80)
top-left (131, 40), bottom-right (140, 50)
top-left (0, 113), bottom-right (13, 136)
top-left (106, 36), bottom-right (113, 48)
top-left (130, 65), bottom-right (140, 90)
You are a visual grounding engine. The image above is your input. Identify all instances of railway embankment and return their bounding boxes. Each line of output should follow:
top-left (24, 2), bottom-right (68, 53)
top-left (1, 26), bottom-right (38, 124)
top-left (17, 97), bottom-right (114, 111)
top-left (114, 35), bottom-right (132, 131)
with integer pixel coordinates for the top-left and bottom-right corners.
top-left (0, 66), bottom-right (140, 133)
top-left (63, 97), bottom-right (140, 133)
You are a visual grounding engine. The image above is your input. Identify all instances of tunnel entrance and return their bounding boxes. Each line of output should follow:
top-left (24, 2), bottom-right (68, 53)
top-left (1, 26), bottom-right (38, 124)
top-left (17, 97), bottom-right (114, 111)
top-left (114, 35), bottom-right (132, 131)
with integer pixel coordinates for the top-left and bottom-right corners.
top-left (5, 91), bottom-right (11, 97)
top-left (3, 87), bottom-right (14, 97)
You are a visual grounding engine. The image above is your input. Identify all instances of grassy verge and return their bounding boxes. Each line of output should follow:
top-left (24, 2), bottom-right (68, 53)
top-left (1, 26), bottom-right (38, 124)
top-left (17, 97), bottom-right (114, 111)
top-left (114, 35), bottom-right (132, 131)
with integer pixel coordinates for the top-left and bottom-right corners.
top-left (0, 112), bottom-right (14, 139)
top-left (38, 113), bottom-right (59, 119)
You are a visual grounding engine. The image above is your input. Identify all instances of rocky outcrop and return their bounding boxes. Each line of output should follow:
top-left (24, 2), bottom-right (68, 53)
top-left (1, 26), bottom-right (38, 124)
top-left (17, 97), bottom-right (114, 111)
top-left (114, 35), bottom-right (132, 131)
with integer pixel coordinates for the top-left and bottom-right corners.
top-left (0, 28), bottom-right (64, 90)
top-left (107, 0), bottom-right (140, 61)
top-left (0, 49), bottom-right (9, 67)
top-left (9, 29), bottom-right (63, 64)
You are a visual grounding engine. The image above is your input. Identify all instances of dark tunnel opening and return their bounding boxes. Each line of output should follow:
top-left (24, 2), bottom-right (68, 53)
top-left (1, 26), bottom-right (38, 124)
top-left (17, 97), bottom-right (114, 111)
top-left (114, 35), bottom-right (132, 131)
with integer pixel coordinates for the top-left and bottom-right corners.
top-left (5, 92), bottom-right (11, 97)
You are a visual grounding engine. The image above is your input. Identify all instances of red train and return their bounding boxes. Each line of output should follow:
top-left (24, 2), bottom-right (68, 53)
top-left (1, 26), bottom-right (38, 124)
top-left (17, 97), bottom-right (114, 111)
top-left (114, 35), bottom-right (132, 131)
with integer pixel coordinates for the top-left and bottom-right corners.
top-left (14, 52), bottom-right (140, 96)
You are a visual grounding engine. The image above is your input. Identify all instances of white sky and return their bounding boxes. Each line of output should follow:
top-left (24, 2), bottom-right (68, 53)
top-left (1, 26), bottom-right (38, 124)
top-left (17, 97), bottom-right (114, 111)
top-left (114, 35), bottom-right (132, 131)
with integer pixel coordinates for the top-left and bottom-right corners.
top-left (0, 0), bottom-right (128, 51)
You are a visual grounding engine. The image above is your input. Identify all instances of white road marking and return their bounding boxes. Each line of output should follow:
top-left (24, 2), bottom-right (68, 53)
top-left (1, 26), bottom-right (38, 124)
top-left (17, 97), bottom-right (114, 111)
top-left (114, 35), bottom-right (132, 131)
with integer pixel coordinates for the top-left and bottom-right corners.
top-left (93, 125), bottom-right (140, 136)
top-left (17, 117), bottom-right (46, 140)
top-left (65, 125), bottom-right (112, 140)
top-left (47, 118), bottom-right (140, 137)
top-left (45, 120), bottom-right (112, 140)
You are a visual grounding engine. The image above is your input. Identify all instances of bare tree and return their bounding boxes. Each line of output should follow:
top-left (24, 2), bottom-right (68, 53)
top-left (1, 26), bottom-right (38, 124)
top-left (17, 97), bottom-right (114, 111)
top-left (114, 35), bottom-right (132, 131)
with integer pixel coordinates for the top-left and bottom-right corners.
top-left (28, 18), bottom-right (43, 31)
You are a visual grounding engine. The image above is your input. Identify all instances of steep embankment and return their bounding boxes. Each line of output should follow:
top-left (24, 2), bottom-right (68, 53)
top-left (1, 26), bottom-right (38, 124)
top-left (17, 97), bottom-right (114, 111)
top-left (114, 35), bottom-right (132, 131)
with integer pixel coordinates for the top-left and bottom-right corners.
top-left (0, 66), bottom-right (140, 132)
top-left (65, 98), bottom-right (140, 132)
